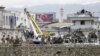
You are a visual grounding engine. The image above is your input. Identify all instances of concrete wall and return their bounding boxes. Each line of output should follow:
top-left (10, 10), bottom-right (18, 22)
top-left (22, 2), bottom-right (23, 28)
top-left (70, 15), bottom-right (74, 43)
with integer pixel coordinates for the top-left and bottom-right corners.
top-left (0, 45), bottom-right (100, 56)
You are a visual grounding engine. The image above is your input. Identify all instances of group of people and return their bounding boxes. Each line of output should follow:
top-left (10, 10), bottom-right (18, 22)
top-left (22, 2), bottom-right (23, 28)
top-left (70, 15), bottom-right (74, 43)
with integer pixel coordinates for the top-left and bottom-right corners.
top-left (63, 29), bottom-right (98, 43)
top-left (1, 35), bottom-right (23, 45)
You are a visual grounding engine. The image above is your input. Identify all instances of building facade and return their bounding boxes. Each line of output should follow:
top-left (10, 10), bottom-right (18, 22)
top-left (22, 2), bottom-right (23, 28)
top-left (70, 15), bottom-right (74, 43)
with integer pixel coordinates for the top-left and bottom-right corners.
top-left (67, 9), bottom-right (99, 30)
top-left (0, 6), bottom-right (19, 29)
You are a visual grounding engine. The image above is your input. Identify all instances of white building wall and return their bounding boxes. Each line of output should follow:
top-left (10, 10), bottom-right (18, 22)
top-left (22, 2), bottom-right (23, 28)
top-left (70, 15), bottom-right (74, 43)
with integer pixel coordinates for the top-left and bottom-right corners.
top-left (16, 12), bottom-right (28, 28)
top-left (3, 11), bottom-right (11, 28)
top-left (71, 20), bottom-right (93, 29)
top-left (11, 11), bottom-right (20, 29)
top-left (0, 11), bottom-right (2, 20)
top-left (68, 17), bottom-right (98, 21)
top-left (16, 12), bottom-right (36, 29)
top-left (0, 11), bottom-right (4, 27)
top-left (0, 10), bottom-right (19, 29)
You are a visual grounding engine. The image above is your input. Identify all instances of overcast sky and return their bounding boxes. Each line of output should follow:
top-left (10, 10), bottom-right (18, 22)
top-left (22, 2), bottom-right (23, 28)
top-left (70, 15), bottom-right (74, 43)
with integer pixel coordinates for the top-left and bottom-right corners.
top-left (0, 0), bottom-right (100, 8)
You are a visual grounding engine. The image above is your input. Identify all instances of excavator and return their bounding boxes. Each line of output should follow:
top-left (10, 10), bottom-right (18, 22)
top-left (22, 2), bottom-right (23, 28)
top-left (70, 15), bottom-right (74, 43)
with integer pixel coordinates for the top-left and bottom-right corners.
top-left (23, 8), bottom-right (53, 44)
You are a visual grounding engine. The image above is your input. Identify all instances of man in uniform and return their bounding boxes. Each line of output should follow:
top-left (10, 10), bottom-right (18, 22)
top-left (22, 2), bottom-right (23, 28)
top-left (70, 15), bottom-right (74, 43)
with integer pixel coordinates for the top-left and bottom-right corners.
top-left (1, 35), bottom-right (5, 44)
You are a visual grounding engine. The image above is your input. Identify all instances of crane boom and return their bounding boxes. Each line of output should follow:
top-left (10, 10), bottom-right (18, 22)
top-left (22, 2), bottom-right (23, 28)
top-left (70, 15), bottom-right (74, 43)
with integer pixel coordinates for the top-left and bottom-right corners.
top-left (24, 8), bottom-right (43, 37)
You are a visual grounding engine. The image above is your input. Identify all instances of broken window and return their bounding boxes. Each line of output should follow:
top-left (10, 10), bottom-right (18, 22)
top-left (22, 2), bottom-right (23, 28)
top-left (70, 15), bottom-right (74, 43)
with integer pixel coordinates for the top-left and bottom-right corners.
top-left (80, 20), bottom-right (85, 25)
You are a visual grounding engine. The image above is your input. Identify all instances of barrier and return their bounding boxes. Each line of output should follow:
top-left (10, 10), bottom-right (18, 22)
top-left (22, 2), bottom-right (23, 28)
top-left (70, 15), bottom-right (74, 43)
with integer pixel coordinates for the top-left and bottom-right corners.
top-left (0, 43), bottom-right (100, 56)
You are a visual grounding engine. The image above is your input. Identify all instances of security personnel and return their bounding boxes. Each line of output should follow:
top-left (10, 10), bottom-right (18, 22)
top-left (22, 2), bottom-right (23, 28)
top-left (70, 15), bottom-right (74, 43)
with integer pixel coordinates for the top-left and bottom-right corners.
top-left (1, 35), bottom-right (5, 44)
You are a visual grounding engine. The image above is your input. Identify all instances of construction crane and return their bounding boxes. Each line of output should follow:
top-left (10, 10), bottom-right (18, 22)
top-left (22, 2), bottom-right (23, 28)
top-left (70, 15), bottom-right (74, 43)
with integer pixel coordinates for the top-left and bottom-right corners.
top-left (24, 8), bottom-right (43, 37)
top-left (24, 8), bottom-right (44, 43)
top-left (24, 8), bottom-right (54, 44)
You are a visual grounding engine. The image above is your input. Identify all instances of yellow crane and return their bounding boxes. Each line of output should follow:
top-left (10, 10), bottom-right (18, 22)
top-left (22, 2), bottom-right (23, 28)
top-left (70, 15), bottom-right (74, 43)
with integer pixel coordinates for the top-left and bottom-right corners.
top-left (24, 8), bottom-right (53, 39)
top-left (24, 8), bottom-right (43, 37)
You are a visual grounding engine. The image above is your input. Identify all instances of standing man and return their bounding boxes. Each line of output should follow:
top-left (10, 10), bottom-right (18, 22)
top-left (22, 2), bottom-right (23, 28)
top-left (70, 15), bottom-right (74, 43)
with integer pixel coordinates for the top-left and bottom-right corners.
top-left (10, 36), bottom-right (14, 44)
top-left (1, 35), bottom-right (5, 44)
top-left (6, 35), bottom-right (10, 44)
top-left (13, 36), bottom-right (20, 47)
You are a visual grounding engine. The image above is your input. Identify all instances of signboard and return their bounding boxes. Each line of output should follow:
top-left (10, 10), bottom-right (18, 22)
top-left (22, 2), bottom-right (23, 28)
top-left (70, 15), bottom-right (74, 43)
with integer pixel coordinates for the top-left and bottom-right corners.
top-left (35, 13), bottom-right (55, 23)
